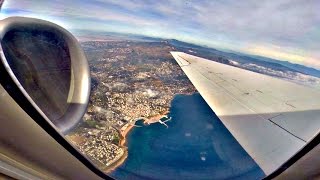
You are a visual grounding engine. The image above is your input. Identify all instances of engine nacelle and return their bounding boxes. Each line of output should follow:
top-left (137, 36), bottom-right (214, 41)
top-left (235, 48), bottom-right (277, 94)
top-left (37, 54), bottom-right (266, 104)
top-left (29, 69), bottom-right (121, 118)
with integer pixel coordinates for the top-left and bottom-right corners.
top-left (0, 17), bottom-right (90, 134)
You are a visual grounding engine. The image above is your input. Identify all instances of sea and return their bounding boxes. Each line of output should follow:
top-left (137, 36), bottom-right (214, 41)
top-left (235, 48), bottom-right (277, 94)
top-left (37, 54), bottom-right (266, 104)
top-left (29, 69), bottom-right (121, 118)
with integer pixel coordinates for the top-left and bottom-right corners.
top-left (110, 93), bottom-right (265, 180)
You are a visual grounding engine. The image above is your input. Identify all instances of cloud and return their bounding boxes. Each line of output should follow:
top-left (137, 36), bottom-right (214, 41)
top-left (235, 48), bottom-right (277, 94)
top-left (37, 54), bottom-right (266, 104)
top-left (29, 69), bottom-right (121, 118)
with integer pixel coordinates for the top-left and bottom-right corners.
top-left (2, 0), bottom-right (319, 69)
top-left (240, 62), bottom-right (320, 88)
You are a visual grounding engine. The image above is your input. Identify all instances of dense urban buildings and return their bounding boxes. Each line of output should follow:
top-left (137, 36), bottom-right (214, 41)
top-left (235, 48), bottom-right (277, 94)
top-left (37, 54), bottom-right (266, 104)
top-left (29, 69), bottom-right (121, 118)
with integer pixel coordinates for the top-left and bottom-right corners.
top-left (66, 40), bottom-right (196, 171)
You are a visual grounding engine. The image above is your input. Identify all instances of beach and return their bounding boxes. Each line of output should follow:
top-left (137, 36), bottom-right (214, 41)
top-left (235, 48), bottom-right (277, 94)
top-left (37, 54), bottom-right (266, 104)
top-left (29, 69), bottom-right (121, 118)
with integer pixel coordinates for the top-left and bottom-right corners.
top-left (104, 124), bottom-right (134, 173)
top-left (120, 124), bottom-right (135, 146)
top-left (106, 111), bottom-right (170, 172)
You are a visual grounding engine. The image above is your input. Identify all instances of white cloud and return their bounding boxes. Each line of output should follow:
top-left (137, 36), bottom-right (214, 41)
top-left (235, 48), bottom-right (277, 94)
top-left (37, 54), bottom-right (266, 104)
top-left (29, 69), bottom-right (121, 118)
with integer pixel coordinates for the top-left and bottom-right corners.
top-left (2, 0), bottom-right (319, 69)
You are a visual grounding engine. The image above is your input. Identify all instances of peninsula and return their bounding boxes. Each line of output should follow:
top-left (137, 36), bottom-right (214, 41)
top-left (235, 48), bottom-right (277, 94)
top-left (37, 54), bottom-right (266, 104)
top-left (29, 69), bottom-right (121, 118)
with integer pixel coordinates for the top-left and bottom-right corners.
top-left (66, 40), bottom-right (196, 172)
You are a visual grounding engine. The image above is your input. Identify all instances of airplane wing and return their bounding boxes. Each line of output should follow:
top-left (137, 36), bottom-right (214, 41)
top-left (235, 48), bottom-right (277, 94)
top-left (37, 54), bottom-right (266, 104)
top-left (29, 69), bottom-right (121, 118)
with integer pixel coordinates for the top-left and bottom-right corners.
top-left (171, 51), bottom-right (320, 175)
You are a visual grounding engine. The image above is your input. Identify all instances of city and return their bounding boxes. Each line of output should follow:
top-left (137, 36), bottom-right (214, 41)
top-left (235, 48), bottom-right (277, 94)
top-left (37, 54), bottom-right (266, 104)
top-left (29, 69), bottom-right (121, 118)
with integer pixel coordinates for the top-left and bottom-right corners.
top-left (66, 40), bottom-right (197, 171)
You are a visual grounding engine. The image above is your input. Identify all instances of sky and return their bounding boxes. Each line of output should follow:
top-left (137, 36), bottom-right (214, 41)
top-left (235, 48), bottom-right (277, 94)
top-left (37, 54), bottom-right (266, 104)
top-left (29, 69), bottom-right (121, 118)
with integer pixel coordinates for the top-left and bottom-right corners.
top-left (1, 0), bottom-right (320, 69)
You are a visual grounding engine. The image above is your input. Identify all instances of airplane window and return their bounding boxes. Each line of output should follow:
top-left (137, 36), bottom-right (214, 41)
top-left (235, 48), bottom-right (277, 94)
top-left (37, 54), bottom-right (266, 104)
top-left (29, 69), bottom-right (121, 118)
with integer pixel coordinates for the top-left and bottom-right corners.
top-left (1, 0), bottom-right (320, 179)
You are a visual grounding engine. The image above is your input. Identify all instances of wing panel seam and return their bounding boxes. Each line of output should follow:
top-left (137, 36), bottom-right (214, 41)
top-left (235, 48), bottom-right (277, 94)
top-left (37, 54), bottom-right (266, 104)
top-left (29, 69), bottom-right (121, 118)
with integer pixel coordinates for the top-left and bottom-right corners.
top-left (178, 55), bottom-right (308, 143)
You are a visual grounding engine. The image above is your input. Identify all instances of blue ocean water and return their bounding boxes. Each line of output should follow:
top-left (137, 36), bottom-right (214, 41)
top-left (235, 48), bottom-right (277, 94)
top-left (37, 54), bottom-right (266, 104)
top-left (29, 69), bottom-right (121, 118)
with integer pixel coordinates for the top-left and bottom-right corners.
top-left (111, 93), bottom-right (265, 180)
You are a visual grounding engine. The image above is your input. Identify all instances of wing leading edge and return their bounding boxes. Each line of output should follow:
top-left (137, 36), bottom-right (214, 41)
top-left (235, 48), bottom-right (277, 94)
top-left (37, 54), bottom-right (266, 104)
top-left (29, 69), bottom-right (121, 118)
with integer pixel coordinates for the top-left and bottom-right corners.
top-left (171, 51), bottom-right (320, 175)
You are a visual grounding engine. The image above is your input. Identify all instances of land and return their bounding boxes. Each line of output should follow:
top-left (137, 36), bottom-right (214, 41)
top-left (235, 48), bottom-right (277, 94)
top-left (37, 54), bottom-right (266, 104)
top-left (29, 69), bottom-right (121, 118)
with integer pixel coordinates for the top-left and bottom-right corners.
top-left (66, 34), bottom-right (320, 172)
top-left (66, 39), bottom-right (196, 172)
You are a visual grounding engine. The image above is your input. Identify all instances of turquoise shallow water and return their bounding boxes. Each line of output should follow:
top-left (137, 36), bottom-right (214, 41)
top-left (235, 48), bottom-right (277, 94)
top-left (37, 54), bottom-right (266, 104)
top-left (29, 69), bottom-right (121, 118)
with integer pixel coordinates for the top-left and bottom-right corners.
top-left (111, 93), bottom-right (265, 180)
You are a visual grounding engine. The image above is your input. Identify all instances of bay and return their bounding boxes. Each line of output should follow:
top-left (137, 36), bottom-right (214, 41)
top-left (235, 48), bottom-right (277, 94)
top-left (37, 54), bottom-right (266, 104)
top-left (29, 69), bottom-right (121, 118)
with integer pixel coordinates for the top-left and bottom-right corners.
top-left (111, 93), bottom-right (265, 180)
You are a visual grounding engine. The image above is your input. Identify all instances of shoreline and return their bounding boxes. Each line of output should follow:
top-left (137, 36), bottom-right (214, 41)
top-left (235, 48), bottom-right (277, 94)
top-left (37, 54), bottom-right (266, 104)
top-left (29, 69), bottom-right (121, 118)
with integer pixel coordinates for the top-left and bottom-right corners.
top-left (104, 124), bottom-right (134, 173)
top-left (144, 111), bottom-right (170, 124)
top-left (120, 124), bottom-right (135, 146)
top-left (104, 147), bottom-right (128, 173)
top-left (107, 111), bottom-right (170, 172)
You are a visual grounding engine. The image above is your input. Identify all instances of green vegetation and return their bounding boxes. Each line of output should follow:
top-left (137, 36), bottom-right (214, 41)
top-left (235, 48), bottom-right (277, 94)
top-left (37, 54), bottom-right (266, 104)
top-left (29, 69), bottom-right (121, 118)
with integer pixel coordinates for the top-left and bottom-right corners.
top-left (112, 134), bottom-right (120, 144)
top-left (85, 120), bottom-right (100, 128)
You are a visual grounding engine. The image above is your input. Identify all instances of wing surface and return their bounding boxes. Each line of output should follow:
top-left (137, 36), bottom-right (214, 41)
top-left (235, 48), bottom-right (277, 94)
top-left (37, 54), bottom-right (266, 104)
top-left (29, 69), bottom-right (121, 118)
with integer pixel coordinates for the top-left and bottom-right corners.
top-left (171, 51), bottom-right (320, 175)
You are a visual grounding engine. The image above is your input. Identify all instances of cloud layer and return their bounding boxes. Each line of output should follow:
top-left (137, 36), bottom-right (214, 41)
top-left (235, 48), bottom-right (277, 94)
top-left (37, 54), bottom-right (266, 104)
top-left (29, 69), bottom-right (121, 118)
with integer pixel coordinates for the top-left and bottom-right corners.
top-left (2, 0), bottom-right (320, 68)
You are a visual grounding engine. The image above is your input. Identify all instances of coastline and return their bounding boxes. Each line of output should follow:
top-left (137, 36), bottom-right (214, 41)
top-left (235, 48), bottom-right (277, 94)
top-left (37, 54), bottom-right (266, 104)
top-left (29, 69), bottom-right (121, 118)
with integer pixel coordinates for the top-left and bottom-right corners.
top-left (107, 111), bottom-right (170, 172)
top-left (104, 124), bottom-right (134, 173)
top-left (104, 147), bottom-right (128, 173)
top-left (110, 93), bottom-right (265, 179)
top-left (120, 124), bottom-right (135, 146)
top-left (144, 111), bottom-right (170, 124)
